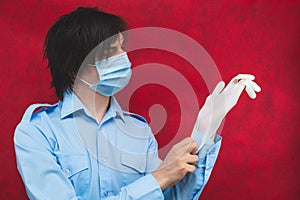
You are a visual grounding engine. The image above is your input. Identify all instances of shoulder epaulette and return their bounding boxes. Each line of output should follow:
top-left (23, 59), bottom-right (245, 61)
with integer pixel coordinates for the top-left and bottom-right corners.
top-left (21, 103), bottom-right (57, 122)
top-left (123, 111), bottom-right (148, 124)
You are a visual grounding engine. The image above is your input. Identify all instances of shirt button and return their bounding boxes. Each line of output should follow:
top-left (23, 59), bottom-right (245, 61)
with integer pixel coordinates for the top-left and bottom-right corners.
top-left (100, 157), bottom-right (106, 163)
top-left (116, 112), bottom-right (121, 118)
top-left (209, 148), bottom-right (216, 155)
top-left (103, 191), bottom-right (108, 197)
top-left (64, 168), bottom-right (71, 176)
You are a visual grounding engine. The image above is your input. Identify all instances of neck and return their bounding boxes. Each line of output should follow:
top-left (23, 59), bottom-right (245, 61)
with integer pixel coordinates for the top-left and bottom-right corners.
top-left (73, 82), bottom-right (110, 123)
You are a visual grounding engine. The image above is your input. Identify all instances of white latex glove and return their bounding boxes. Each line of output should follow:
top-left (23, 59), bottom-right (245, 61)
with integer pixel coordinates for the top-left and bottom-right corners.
top-left (191, 74), bottom-right (261, 152)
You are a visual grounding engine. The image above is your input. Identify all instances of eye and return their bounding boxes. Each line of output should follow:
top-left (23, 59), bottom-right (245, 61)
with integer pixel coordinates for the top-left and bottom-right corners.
top-left (109, 47), bottom-right (118, 54)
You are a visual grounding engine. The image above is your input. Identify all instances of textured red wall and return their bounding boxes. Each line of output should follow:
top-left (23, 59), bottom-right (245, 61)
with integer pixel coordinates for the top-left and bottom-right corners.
top-left (0, 0), bottom-right (299, 199)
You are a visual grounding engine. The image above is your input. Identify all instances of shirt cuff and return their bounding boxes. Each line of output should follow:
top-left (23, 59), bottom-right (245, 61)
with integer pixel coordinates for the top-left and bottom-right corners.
top-left (126, 173), bottom-right (164, 200)
top-left (197, 134), bottom-right (222, 164)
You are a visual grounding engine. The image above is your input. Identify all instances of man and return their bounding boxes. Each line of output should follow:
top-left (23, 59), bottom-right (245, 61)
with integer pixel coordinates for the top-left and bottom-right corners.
top-left (14, 7), bottom-right (260, 200)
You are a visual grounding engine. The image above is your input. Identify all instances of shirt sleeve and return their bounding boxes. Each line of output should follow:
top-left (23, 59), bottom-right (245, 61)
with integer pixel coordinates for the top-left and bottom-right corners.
top-left (105, 174), bottom-right (164, 200)
top-left (163, 135), bottom-right (222, 200)
top-left (14, 122), bottom-right (79, 200)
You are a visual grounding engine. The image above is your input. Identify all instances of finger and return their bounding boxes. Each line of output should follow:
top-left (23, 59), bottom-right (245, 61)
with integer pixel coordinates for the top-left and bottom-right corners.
top-left (185, 164), bottom-right (196, 174)
top-left (212, 81), bottom-right (225, 95)
top-left (186, 154), bottom-right (199, 165)
top-left (179, 137), bottom-right (193, 147)
top-left (240, 80), bottom-right (257, 99)
top-left (232, 74), bottom-right (255, 83)
top-left (187, 140), bottom-right (198, 153)
top-left (246, 86), bottom-right (256, 99)
top-left (249, 81), bottom-right (261, 92)
top-left (181, 153), bottom-right (198, 165)
top-left (174, 137), bottom-right (193, 152)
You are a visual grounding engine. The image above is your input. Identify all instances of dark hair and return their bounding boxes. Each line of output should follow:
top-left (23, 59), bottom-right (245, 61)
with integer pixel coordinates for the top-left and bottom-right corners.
top-left (43, 7), bottom-right (127, 100)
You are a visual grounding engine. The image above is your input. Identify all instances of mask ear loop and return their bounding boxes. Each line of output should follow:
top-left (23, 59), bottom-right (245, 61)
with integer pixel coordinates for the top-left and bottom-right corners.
top-left (78, 77), bottom-right (93, 87)
top-left (87, 63), bottom-right (96, 67)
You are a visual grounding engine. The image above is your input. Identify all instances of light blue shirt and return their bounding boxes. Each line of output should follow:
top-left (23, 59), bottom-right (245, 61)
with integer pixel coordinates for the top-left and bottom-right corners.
top-left (14, 91), bottom-right (221, 200)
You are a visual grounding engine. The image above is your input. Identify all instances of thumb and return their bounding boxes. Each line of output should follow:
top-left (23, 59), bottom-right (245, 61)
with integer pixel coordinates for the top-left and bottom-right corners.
top-left (212, 81), bottom-right (225, 96)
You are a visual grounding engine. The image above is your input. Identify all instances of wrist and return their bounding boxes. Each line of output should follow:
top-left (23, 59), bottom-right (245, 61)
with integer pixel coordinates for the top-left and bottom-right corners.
top-left (152, 170), bottom-right (169, 191)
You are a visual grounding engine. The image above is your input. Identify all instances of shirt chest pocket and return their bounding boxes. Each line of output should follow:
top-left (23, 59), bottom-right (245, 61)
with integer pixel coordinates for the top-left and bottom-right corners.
top-left (57, 155), bottom-right (90, 195)
top-left (118, 152), bottom-right (147, 185)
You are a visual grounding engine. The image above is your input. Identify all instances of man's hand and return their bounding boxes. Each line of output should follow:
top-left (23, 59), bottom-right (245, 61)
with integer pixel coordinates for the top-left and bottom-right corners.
top-left (152, 137), bottom-right (199, 190)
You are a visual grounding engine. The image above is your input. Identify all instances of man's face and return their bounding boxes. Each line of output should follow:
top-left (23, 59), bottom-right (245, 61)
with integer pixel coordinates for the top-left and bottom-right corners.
top-left (82, 33), bottom-right (125, 85)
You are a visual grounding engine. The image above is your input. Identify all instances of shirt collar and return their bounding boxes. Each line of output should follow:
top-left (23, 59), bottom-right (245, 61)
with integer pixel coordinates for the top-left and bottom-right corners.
top-left (60, 91), bottom-right (125, 123)
top-left (60, 91), bottom-right (84, 119)
top-left (99, 96), bottom-right (126, 125)
top-left (109, 96), bottom-right (125, 122)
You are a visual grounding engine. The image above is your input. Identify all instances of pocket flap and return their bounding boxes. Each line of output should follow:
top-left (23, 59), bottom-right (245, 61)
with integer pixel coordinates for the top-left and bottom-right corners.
top-left (58, 155), bottom-right (89, 178)
top-left (121, 152), bottom-right (147, 173)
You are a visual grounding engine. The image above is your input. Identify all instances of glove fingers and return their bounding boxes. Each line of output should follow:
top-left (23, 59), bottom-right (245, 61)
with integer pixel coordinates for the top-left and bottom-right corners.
top-left (226, 74), bottom-right (254, 91)
top-left (241, 79), bottom-right (261, 92)
top-left (232, 74), bottom-right (255, 82)
top-left (249, 80), bottom-right (262, 92)
top-left (212, 81), bottom-right (225, 95)
top-left (246, 86), bottom-right (256, 99)
top-left (239, 80), bottom-right (256, 99)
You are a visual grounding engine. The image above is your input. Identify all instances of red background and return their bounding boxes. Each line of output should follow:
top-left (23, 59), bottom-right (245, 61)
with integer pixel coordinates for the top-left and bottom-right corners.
top-left (1, 0), bottom-right (299, 199)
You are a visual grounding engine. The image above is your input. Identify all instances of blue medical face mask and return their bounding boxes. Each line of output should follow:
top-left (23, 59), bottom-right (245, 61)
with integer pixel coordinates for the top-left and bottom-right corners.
top-left (80, 52), bottom-right (132, 96)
